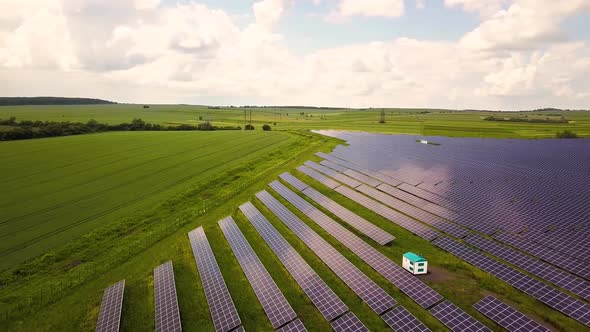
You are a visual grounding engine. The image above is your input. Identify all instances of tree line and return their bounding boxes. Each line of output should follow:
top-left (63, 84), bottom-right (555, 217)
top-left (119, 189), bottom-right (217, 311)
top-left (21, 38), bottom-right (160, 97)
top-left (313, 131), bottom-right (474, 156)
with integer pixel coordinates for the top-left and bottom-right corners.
top-left (483, 116), bottom-right (568, 124)
top-left (0, 118), bottom-right (241, 141)
top-left (0, 97), bottom-right (115, 106)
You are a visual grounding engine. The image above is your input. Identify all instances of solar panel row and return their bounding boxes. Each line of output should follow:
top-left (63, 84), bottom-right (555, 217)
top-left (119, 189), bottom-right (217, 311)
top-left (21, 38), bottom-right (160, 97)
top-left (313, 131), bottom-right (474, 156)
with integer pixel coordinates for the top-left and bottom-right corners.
top-left (432, 236), bottom-right (590, 327)
top-left (279, 172), bottom-right (309, 191)
top-left (153, 261), bottom-right (182, 332)
top-left (355, 184), bottom-right (470, 239)
top-left (493, 231), bottom-right (590, 281)
top-left (320, 159), bottom-right (382, 187)
top-left (255, 190), bottom-right (397, 315)
top-left (239, 202), bottom-right (348, 322)
top-left (304, 161), bottom-right (361, 188)
top-left (333, 184), bottom-right (440, 241)
top-left (218, 217), bottom-right (299, 329)
top-left (381, 305), bottom-right (431, 332)
top-left (269, 180), bottom-right (443, 309)
top-left (330, 312), bottom-right (370, 332)
top-left (279, 172), bottom-right (394, 245)
top-left (297, 165), bottom-right (340, 189)
top-left (464, 234), bottom-right (590, 301)
top-left (95, 280), bottom-right (125, 332)
top-left (429, 300), bottom-right (491, 332)
top-left (473, 295), bottom-right (550, 332)
top-left (376, 183), bottom-right (458, 221)
top-left (276, 318), bottom-right (307, 332)
top-left (188, 227), bottom-right (242, 332)
top-left (315, 152), bottom-right (403, 187)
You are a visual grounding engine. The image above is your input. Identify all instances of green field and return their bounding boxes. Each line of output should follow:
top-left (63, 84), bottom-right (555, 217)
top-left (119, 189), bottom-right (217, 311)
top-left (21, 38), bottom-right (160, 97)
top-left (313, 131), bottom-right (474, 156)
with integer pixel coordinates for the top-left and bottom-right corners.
top-left (1, 105), bottom-right (588, 331)
top-left (1, 104), bottom-right (589, 138)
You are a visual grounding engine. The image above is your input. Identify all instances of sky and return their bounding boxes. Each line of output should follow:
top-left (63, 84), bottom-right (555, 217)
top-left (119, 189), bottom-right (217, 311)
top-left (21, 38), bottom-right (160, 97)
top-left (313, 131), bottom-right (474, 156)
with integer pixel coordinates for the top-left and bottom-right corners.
top-left (0, 0), bottom-right (589, 109)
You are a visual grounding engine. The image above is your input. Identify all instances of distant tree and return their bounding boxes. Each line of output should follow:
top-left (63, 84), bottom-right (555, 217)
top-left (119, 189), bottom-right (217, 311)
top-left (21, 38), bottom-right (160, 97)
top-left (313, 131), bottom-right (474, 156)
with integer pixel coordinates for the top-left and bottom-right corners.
top-left (143, 105), bottom-right (150, 108)
top-left (262, 124), bottom-right (271, 131)
top-left (556, 130), bottom-right (578, 139)
top-left (245, 124), bottom-right (255, 130)
top-left (130, 118), bottom-right (146, 130)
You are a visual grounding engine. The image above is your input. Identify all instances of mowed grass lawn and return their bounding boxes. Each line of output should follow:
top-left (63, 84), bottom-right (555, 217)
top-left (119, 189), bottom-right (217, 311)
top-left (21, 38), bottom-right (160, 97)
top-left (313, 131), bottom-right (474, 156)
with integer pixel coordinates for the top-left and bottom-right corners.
top-left (1, 104), bottom-right (589, 138)
top-left (0, 130), bottom-right (296, 268)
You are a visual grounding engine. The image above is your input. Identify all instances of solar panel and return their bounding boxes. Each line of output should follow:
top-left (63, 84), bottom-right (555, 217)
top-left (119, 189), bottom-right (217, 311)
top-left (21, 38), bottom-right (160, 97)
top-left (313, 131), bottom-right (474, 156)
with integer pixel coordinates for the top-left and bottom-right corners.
top-left (269, 181), bottom-right (443, 309)
top-left (330, 312), bottom-right (369, 332)
top-left (153, 261), bottom-right (182, 332)
top-left (320, 159), bottom-right (382, 187)
top-left (464, 234), bottom-right (590, 301)
top-left (473, 296), bottom-right (550, 332)
top-left (218, 217), bottom-right (298, 329)
top-left (276, 318), bottom-right (308, 332)
top-left (279, 172), bottom-right (309, 191)
top-left (432, 236), bottom-right (590, 327)
top-left (255, 190), bottom-right (397, 315)
top-left (356, 184), bottom-right (469, 238)
top-left (279, 173), bottom-right (394, 245)
top-left (429, 300), bottom-right (491, 332)
top-left (297, 165), bottom-right (340, 189)
top-left (381, 306), bottom-right (431, 332)
top-left (315, 152), bottom-right (403, 186)
top-left (95, 280), bottom-right (125, 332)
top-left (333, 184), bottom-right (440, 241)
top-left (304, 161), bottom-right (361, 188)
top-left (188, 227), bottom-right (242, 332)
top-left (239, 202), bottom-right (348, 322)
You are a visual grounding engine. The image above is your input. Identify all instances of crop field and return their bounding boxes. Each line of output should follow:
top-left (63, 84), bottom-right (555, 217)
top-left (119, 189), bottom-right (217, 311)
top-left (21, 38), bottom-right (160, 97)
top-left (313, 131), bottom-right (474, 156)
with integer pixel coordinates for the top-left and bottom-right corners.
top-left (0, 130), bottom-right (310, 268)
top-left (1, 104), bottom-right (590, 138)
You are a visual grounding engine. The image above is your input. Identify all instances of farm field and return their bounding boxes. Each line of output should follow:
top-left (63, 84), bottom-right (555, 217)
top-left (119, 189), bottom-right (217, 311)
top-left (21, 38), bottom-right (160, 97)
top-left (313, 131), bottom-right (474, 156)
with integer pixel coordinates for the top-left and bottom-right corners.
top-left (1, 104), bottom-right (589, 138)
top-left (0, 130), bottom-right (312, 268)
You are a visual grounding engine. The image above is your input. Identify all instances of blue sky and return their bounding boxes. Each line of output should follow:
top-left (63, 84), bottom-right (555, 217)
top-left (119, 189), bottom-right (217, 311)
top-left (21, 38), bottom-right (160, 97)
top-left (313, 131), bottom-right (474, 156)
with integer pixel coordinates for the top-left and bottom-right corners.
top-left (1, 0), bottom-right (589, 109)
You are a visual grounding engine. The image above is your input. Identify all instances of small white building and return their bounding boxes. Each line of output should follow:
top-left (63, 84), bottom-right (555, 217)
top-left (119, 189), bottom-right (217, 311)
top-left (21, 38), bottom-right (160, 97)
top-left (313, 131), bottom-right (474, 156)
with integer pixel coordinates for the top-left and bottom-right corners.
top-left (402, 252), bottom-right (428, 275)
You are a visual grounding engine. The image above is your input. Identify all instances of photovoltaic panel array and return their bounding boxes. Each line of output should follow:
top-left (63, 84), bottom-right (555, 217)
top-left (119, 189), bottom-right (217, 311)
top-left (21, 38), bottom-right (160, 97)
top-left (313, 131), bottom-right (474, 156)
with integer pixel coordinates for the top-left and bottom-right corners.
top-left (188, 227), bottom-right (242, 332)
top-left (332, 184), bottom-right (439, 241)
top-left (429, 300), bottom-right (491, 332)
top-left (355, 184), bottom-right (469, 239)
top-left (279, 172), bottom-right (394, 245)
top-left (331, 312), bottom-right (369, 332)
top-left (218, 217), bottom-right (299, 329)
top-left (304, 161), bottom-right (361, 188)
top-left (255, 190), bottom-right (397, 315)
top-left (297, 165), bottom-right (340, 189)
top-left (464, 234), bottom-right (590, 301)
top-left (153, 261), bottom-right (182, 332)
top-left (239, 202), bottom-right (348, 322)
top-left (269, 180), bottom-right (443, 309)
top-left (95, 280), bottom-right (125, 332)
top-left (381, 305), bottom-right (431, 332)
top-left (279, 172), bottom-right (309, 191)
top-left (320, 159), bottom-right (382, 187)
top-left (315, 152), bottom-right (403, 186)
top-left (276, 318), bottom-right (307, 332)
top-left (473, 296), bottom-right (550, 332)
top-left (432, 236), bottom-right (590, 327)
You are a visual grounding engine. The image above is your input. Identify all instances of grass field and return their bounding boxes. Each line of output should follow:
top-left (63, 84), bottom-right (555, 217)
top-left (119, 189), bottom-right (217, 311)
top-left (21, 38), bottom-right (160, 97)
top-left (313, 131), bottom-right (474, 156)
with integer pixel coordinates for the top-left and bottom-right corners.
top-left (1, 104), bottom-right (589, 138)
top-left (1, 104), bottom-right (588, 331)
top-left (0, 130), bottom-right (303, 268)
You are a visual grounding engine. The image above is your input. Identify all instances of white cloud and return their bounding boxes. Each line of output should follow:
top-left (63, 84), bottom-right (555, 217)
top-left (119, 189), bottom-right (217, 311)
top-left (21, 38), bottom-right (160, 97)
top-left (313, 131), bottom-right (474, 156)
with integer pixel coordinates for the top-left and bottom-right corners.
top-left (445, 0), bottom-right (511, 18)
top-left (328, 0), bottom-right (405, 21)
top-left (253, 0), bottom-right (293, 29)
top-left (461, 0), bottom-right (590, 51)
top-left (0, 0), bottom-right (589, 110)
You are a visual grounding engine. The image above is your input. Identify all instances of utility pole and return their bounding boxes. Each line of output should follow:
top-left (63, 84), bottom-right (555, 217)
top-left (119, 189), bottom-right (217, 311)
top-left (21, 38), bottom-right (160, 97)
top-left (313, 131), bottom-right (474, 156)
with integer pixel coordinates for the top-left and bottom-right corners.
top-left (379, 108), bottom-right (386, 124)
